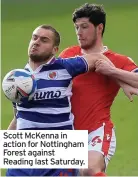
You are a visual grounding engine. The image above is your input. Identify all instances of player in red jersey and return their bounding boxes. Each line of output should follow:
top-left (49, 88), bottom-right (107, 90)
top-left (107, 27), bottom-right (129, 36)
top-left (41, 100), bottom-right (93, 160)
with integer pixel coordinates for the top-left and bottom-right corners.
top-left (59, 3), bottom-right (138, 176)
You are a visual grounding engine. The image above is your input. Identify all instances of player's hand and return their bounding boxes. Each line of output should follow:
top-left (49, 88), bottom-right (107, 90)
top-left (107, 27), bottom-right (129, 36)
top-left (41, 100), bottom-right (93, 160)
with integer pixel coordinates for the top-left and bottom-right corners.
top-left (122, 84), bottom-right (138, 102)
top-left (95, 59), bottom-right (115, 75)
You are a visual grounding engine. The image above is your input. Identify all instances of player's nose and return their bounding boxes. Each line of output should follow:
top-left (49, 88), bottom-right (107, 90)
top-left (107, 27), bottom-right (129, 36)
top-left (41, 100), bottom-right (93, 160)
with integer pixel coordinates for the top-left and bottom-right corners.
top-left (34, 38), bottom-right (41, 45)
top-left (76, 27), bottom-right (83, 35)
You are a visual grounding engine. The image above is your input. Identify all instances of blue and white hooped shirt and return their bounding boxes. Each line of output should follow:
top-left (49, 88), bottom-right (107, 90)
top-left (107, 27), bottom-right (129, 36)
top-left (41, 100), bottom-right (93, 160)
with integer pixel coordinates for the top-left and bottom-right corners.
top-left (15, 56), bottom-right (88, 130)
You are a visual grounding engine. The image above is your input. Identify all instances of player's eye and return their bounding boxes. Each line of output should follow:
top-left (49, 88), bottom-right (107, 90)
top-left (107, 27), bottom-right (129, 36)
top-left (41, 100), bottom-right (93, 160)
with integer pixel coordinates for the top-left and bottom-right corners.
top-left (32, 35), bottom-right (38, 41)
top-left (41, 38), bottom-right (49, 43)
top-left (75, 26), bottom-right (79, 30)
top-left (81, 25), bottom-right (88, 29)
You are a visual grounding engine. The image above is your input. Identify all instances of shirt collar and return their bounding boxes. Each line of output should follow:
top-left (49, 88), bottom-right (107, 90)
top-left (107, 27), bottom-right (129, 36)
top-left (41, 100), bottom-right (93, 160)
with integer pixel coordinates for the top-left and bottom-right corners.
top-left (25, 56), bottom-right (56, 73)
top-left (102, 46), bottom-right (108, 53)
top-left (81, 46), bottom-right (108, 55)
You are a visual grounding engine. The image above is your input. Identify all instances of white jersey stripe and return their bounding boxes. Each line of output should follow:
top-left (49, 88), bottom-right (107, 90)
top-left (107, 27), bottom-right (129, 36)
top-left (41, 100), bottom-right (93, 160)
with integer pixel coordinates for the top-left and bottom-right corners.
top-left (17, 117), bottom-right (74, 129)
top-left (35, 69), bottom-right (72, 80)
top-left (17, 106), bottom-right (71, 114)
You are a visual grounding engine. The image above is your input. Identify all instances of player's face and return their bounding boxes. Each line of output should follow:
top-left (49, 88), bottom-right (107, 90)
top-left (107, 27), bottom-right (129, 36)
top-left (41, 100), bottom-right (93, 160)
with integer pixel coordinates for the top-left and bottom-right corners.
top-left (74, 18), bottom-right (98, 49)
top-left (28, 27), bottom-right (58, 62)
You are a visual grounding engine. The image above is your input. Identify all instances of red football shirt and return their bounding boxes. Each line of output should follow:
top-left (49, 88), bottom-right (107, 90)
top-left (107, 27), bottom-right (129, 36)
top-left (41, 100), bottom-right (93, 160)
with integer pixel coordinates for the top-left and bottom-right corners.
top-left (59, 46), bottom-right (137, 132)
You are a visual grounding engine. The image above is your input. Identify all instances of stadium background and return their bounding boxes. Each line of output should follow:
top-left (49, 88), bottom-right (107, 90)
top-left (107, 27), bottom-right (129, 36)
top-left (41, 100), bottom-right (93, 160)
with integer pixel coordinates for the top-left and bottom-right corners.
top-left (1, 0), bottom-right (138, 176)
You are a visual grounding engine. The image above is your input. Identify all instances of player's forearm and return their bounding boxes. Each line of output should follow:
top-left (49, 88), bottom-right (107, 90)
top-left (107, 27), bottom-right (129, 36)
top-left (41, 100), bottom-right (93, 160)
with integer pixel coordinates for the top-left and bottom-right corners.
top-left (108, 68), bottom-right (138, 88)
top-left (117, 80), bottom-right (138, 101)
top-left (7, 118), bottom-right (17, 130)
top-left (116, 79), bottom-right (126, 87)
top-left (83, 53), bottom-right (108, 71)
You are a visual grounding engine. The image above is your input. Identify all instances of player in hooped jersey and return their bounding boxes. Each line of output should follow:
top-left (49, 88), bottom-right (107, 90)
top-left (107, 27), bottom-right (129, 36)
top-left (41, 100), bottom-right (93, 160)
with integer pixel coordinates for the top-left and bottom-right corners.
top-left (6, 25), bottom-right (116, 176)
top-left (59, 3), bottom-right (138, 176)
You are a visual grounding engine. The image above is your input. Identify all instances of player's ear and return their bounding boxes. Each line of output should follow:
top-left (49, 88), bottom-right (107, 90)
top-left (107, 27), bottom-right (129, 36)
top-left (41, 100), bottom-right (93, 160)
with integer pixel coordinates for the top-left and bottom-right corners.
top-left (97, 23), bottom-right (103, 36)
top-left (52, 46), bottom-right (59, 55)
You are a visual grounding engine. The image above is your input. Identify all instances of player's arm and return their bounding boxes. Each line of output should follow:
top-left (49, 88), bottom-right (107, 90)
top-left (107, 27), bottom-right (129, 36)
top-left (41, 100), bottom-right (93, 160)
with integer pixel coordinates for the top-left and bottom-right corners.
top-left (58, 53), bottom-right (111, 78)
top-left (95, 59), bottom-right (138, 88)
top-left (106, 68), bottom-right (138, 88)
top-left (8, 105), bottom-right (17, 130)
top-left (117, 81), bottom-right (138, 101)
top-left (59, 47), bottom-right (112, 72)
top-left (82, 53), bottom-right (112, 71)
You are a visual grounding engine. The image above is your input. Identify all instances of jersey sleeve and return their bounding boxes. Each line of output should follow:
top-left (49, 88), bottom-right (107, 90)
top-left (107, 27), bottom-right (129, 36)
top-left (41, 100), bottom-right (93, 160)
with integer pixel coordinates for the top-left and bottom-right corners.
top-left (56, 56), bottom-right (88, 78)
top-left (122, 57), bottom-right (138, 72)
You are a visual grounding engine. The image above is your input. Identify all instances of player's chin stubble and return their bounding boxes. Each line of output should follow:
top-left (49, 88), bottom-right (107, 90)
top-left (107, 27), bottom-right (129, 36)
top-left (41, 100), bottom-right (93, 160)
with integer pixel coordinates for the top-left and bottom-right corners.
top-left (81, 38), bottom-right (97, 50)
top-left (29, 53), bottom-right (53, 63)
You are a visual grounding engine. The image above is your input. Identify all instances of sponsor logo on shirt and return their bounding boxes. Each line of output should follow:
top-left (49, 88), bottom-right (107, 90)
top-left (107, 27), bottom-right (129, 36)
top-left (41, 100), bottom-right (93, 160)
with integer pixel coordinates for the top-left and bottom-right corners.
top-left (34, 90), bottom-right (61, 100)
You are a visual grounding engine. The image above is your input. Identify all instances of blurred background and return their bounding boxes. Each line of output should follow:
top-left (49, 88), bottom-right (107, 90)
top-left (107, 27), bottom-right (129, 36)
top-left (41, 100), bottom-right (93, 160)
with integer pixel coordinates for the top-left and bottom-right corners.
top-left (1, 0), bottom-right (138, 176)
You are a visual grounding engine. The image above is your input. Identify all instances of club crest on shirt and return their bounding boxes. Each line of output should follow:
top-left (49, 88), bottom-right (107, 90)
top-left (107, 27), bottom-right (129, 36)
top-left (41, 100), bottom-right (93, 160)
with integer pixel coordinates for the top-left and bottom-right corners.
top-left (47, 71), bottom-right (58, 80)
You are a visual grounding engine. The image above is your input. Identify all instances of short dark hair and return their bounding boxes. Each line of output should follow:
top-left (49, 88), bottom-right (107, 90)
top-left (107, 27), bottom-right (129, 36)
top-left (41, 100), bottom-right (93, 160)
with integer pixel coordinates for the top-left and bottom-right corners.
top-left (39, 24), bottom-right (60, 46)
top-left (72, 3), bottom-right (106, 35)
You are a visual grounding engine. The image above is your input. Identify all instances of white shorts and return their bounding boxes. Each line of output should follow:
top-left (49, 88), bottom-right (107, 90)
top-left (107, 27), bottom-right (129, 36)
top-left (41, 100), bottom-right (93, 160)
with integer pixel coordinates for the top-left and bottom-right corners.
top-left (88, 123), bottom-right (116, 167)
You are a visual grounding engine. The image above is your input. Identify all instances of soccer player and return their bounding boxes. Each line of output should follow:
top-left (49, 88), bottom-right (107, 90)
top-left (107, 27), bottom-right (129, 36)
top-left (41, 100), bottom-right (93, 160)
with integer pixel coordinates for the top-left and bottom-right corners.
top-left (6, 24), bottom-right (114, 176)
top-left (59, 3), bottom-right (138, 176)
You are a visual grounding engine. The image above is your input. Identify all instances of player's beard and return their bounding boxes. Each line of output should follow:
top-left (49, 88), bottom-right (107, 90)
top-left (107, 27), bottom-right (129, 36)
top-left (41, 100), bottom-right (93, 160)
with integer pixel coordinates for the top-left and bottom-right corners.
top-left (29, 53), bottom-right (54, 63)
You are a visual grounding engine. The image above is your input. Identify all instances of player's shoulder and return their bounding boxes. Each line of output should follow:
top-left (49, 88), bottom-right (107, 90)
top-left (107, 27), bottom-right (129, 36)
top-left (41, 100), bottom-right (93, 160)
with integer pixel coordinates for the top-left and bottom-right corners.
top-left (61, 45), bottom-right (81, 52)
top-left (105, 49), bottom-right (128, 59)
top-left (105, 49), bottom-right (135, 65)
top-left (59, 45), bottom-right (81, 58)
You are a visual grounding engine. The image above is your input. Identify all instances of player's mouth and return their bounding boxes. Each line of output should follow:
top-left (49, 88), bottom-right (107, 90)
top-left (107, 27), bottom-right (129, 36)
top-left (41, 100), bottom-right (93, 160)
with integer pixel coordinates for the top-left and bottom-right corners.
top-left (79, 38), bottom-right (85, 42)
top-left (79, 39), bottom-right (86, 45)
top-left (31, 47), bottom-right (38, 52)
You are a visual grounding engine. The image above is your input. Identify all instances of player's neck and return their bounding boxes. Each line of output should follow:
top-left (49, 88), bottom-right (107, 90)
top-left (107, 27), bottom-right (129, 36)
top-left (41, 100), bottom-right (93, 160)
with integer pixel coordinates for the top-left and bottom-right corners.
top-left (81, 43), bottom-right (105, 55)
top-left (29, 57), bottom-right (54, 71)
top-left (29, 61), bottom-right (45, 71)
